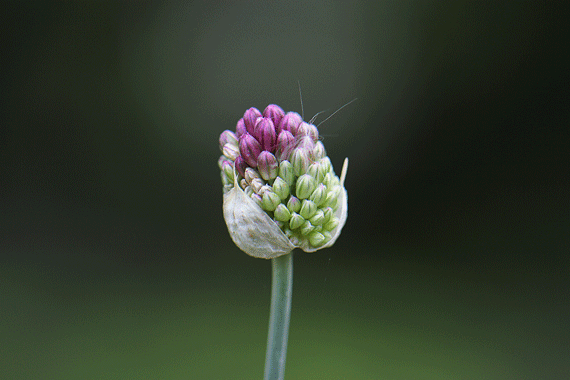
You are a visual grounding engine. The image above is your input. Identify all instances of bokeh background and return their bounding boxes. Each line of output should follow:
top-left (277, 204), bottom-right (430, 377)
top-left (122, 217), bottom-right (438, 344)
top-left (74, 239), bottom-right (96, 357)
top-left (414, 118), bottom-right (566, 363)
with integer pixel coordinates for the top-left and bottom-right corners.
top-left (2, 1), bottom-right (568, 379)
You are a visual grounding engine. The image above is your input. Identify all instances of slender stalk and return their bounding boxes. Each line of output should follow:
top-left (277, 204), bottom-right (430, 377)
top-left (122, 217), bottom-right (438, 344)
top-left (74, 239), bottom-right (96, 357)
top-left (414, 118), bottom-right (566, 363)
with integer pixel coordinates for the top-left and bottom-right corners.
top-left (264, 252), bottom-right (293, 380)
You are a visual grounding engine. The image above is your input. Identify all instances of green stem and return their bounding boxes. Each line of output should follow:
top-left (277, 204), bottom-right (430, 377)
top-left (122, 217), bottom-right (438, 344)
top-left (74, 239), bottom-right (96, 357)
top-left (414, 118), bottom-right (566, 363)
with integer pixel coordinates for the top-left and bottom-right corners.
top-left (264, 252), bottom-right (293, 380)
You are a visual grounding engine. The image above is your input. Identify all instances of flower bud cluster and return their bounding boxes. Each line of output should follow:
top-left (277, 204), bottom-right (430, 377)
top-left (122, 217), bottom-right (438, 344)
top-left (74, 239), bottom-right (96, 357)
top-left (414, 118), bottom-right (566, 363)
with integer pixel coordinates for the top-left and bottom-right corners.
top-left (219, 104), bottom-right (345, 250)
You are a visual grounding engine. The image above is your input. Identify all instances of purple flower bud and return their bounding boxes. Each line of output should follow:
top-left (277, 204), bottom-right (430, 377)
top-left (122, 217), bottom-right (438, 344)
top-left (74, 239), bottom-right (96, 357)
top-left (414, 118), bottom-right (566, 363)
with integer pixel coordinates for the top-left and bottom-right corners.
top-left (296, 122), bottom-right (313, 138)
top-left (219, 130), bottom-right (238, 151)
top-left (234, 155), bottom-right (247, 178)
top-left (296, 122), bottom-right (319, 141)
top-left (263, 104), bottom-right (285, 134)
top-left (254, 118), bottom-right (276, 152)
top-left (239, 133), bottom-right (262, 167)
top-left (257, 151), bottom-right (279, 181)
top-left (243, 107), bottom-right (262, 135)
top-left (236, 118), bottom-right (247, 138)
top-left (295, 135), bottom-right (315, 152)
top-left (275, 130), bottom-right (296, 162)
top-left (278, 112), bottom-right (303, 136)
top-left (307, 124), bottom-right (319, 141)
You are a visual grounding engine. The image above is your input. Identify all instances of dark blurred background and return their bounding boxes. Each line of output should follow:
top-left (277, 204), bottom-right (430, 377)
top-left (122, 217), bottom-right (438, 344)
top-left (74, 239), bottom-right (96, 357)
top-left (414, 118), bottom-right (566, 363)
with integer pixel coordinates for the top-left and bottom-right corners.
top-left (1, 1), bottom-right (568, 379)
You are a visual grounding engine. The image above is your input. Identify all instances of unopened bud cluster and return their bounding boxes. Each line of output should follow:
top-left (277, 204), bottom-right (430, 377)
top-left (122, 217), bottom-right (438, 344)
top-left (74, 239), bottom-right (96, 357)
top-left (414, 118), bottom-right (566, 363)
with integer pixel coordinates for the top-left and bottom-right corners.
top-left (219, 104), bottom-right (346, 251)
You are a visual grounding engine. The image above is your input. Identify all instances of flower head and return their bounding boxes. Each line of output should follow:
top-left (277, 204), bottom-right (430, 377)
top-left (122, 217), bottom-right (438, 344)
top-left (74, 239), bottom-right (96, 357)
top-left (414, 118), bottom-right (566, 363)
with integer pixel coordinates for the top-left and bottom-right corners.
top-left (219, 104), bottom-right (348, 258)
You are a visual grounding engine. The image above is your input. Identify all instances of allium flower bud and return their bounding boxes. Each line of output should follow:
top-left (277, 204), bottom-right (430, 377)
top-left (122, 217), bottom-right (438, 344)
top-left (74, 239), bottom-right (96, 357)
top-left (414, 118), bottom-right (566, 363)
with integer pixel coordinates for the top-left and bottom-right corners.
top-left (324, 186), bottom-right (342, 208)
top-left (275, 130), bottom-right (295, 162)
top-left (263, 104), bottom-right (285, 134)
top-left (219, 130), bottom-right (238, 151)
top-left (312, 141), bottom-right (326, 160)
top-left (222, 160), bottom-right (235, 183)
top-left (296, 122), bottom-right (311, 138)
top-left (309, 231), bottom-right (325, 247)
top-left (243, 107), bottom-right (262, 135)
top-left (236, 118), bottom-right (247, 138)
top-left (274, 204), bottom-right (292, 222)
top-left (309, 183), bottom-right (327, 206)
top-left (309, 209), bottom-right (325, 226)
top-left (257, 151), bottom-right (279, 181)
top-left (290, 148), bottom-right (310, 177)
top-left (262, 190), bottom-right (281, 212)
top-left (299, 199), bottom-right (317, 220)
top-left (322, 206), bottom-right (334, 224)
top-left (289, 213), bottom-right (305, 230)
top-left (295, 122), bottom-right (319, 141)
top-left (254, 118), bottom-right (277, 152)
top-left (286, 196), bottom-right (301, 213)
top-left (234, 155), bottom-right (247, 178)
top-left (245, 167), bottom-right (260, 184)
top-left (323, 216), bottom-right (339, 232)
top-left (320, 157), bottom-right (332, 175)
top-left (296, 174), bottom-right (316, 199)
top-left (221, 104), bottom-right (349, 258)
top-left (218, 156), bottom-right (227, 170)
top-left (223, 143), bottom-right (240, 161)
top-left (279, 112), bottom-right (303, 136)
top-left (307, 162), bottom-right (325, 184)
top-left (272, 177), bottom-right (290, 200)
top-left (279, 160), bottom-right (295, 186)
top-left (239, 133), bottom-right (262, 167)
top-left (300, 220), bottom-right (315, 235)
top-left (250, 178), bottom-right (265, 194)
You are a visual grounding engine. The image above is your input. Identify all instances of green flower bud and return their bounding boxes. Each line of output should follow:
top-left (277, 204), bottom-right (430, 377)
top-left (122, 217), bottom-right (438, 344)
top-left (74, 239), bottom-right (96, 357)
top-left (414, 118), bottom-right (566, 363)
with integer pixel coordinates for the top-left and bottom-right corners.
top-left (321, 231), bottom-right (332, 245)
top-left (323, 216), bottom-right (339, 232)
top-left (307, 162), bottom-right (325, 183)
top-left (324, 186), bottom-right (341, 208)
top-left (309, 209), bottom-right (325, 226)
top-left (289, 212), bottom-right (305, 230)
top-left (274, 204), bottom-right (292, 222)
top-left (323, 173), bottom-right (340, 189)
top-left (313, 141), bottom-right (326, 160)
top-left (272, 176), bottom-right (290, 200)
top-left (309, 231), bottom-right (325, 247)
top-left (323, 172), bottom-right (333, 187)
top-left (279, 160), bottom-right (295, 186)
top-left (296, 174), bottom-right (316, 199)
top-left (309, 183), bottom-right (327, 206)
top-left (300, 220), bottom-right (315, 235)
top-left (290, 148), bottom-right (310, 177)
top-left (287, 196), bottom-right (301, 213)
top-left (322, 206), bottom-right (334, 224)
top-left (262, 190), bottom-right (281, 212)
top-left (222, 161), bottom-right (235, 183)
top-left (320, 157), bottom-right (332, 174)
top-left (299, 199), bottom-right (317, 220)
